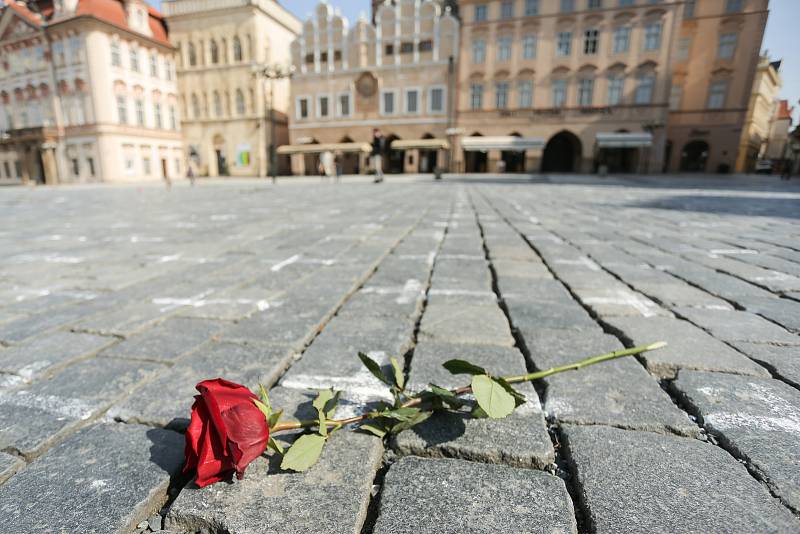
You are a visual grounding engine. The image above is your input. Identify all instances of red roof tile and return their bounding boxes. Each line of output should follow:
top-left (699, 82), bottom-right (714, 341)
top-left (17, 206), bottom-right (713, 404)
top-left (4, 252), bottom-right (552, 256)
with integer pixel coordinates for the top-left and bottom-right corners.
top-left (2, 0), bottom-right (43, 27)
top-left (776, 100), bottom-right (794, 122)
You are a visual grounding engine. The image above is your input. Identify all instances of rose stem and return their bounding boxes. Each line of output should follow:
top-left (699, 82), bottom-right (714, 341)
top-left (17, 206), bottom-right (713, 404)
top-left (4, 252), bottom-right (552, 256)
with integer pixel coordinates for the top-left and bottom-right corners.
top-left (270, 341), bottom-right (667, 433)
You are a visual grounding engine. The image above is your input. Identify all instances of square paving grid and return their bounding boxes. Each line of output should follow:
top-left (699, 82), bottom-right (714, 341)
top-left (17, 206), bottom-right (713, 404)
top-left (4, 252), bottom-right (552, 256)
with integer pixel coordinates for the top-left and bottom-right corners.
top-left (0, 175), bottom-right (798, 533)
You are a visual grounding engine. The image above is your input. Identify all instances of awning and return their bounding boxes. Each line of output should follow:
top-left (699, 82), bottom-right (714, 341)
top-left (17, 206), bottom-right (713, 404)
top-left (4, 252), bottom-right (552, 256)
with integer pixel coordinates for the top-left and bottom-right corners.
top-left (461, 136), bottom-right (545, 152)
top-left (596, 132), bottom-right (653, 148)
top-left (390, 139), bottom-right (450, 150)
top-left (277, 142), bottom-right (371, 155)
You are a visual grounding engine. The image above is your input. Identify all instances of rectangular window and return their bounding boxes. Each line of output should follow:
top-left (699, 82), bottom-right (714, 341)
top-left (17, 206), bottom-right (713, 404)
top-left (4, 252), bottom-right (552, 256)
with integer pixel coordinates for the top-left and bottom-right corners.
top-left (497, 37), bottom-right (512, 61)
top-left (154, 103), bottom-right (162, 129)
top-left (518, 80), bottom-right (533, 108)
top-left (718, 33), bottom-right (737, 59)
top-left (419, 40), bottom-right (433, 52)
top-left (429, 87), bottom-right (445, 113)
top-left (384, 44), bottom-right (394, 56)
top-left (578, 78), bottom-right (594, 106)
top-left (318, 95), bottom-right (330, 118)
top-left (297, 98), bottom-right (309, 119)
top-left (400, 42), bottom-right (414, 54)
top-left (708, 81), bottom-right (728, 109)
top-left (677, 37), bottom-right (691, 61)
top-left (71, 158), bottom-right (80, 177)
top-left (726, 0), bottom-right (743, 13)
top-left (635, 75), bottom-right (655, 104)
top-left (561, 0), bottom-right (575, 12)
top-left (87, 157), bottom-right (95, 177)
top-left (143, 156), bottom-right (151, 175)
top-left (338, 93), bottom-right (351, 117)
top-left (501, 0), bottom-right (514, 18)
top-left (552, 80), bottom-right (567, 107)
top-left (150, 54), bottom-right (158, 77)
top-left (381, 91), bottom-right (396, 115)
top-left (165, 61), bottom-right (174, 81)
top-left (644, 23), bottom-right (662, 51)
top-left (608, 76), bottom-right (624, 105)
top-left (584, 29), bottom-right (599, 55)
top-left (588, 0), bottom-right (602, 9)
top-left (522, 34), bottom-right (537, 59)
top-left (405, 89), bottom-right (419, 114)
top-left (495, 82), bottom-right (509, 110)
top-left (684, 0), bottom-right (696, 17)
top-left (525, 0), bottom-right (539, 15)
top-left (669, 86), bottom-right (683, 110)
top-left (135, 99), bottom-right (145, 126)
top-left (473, 39), bottom-right (486, 63)
top-left (130, 48), bottom-right (139, 72)
top-left (116, 96), bottom-right (127, 124)
top-left (470, 83), bottom-right (484, 110)
top-left (475, 4), bottom-right (488, 22)
top-left (557, 32), bottom-right (572, 56)
top-left (613, 26), bottom-right (631, 54)
top-left (169, 105), bottom-right (177, 130)
top-left (111, 42), bottom-right (121, 67)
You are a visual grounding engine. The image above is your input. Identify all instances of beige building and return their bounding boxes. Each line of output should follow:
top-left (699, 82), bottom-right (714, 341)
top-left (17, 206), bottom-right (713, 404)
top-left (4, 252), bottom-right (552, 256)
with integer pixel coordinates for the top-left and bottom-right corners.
top-left (666, 0), bottom-right (769, 173)
top-left (764, 99), bottom-right (793, 163)
top-left (285, 1), bottom-right (459, 175)
top-left (0, 0), bottom-right (182, 184)
top-left (162, 0), bottom-right (301, 178)
top-left (737, 56), bottom-right (781, 172)
top-left (453, 0), bottom-right (682, 174)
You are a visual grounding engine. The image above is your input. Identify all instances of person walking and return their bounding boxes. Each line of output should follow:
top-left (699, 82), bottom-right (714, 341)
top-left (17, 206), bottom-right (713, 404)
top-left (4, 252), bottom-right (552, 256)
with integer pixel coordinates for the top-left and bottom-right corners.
top-left (320, 150), bottom-right (335, 180)
top-left (187, 164), bottom-right (196, 187)
top-left (371, 129), bottom-right (385, 183)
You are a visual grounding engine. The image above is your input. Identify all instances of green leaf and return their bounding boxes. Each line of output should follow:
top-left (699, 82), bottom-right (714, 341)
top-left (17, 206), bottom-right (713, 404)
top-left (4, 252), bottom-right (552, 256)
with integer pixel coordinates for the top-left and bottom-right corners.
top-left (258, 384), bottom-right (271, 409)
top-left (375, 407), bottom-right (421, 421)
top-left (312, 389), bottom-right (339, 437)
top-left (280, 433), bottom-right (326, 472)
top-left (268, 409), bottom-right (283, 429)
top-left (359, 424), bottom-right (387, 438)
top-left (390, 356), bottom-right (405, 390)
top-left (391, 410), bottom-right (433, 433)
top-left (252, 398), bottom-right (271, 420)
top-left (495, 377), bottom-right (526, 408)
top-left (471, 405), bottom-right (489, 419)
top-left (268, 437), bottom-right (284, 454)
top-left (427, 384), bottom-right (466, 409)
top-left (471, 375), bottom-right (516, 419)
top-left (442, 359), bottom-right (489, 376)
top-left (358, 352), bottom-right (392, 386)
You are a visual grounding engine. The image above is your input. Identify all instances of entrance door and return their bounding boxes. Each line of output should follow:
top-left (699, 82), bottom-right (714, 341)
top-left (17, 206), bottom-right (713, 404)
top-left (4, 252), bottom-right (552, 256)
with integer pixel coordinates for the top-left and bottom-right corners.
top-left (464, 151), bottom-right (488, 173)
top-left (542, 131), bottom-right (582, 173)
top-left (680, 141), bottom-right (709, 172)
top-left (419, 150), bottom-right (437, 173)
top-left (216, 150), bottom-right (228, 176)
top-left (161, 159), bottom-right (168, 179)
top-left (501, 150), bottom-right (526, 173)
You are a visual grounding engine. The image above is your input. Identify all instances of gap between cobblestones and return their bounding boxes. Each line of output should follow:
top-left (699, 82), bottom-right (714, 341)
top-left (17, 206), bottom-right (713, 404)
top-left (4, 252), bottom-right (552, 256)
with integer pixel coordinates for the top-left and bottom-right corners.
top-left (478, 191), bottom-right (800, 521)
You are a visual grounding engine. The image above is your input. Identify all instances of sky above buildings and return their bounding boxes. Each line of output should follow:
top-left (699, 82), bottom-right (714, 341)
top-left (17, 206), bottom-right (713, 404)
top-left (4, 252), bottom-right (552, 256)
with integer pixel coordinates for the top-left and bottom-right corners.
top-left (148, 0), bottom-right (798, 122)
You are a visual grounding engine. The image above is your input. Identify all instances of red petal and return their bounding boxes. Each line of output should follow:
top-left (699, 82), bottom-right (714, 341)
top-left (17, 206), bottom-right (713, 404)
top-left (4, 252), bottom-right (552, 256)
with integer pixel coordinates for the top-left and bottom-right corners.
top-left (195, 379), bottom-right (259, 448)
top-left (182, 397), bottom-right (204, 474)
top-left (192, 399), bottom-right (235, 487)
top-left (220, 402), bottom-right (270, 475)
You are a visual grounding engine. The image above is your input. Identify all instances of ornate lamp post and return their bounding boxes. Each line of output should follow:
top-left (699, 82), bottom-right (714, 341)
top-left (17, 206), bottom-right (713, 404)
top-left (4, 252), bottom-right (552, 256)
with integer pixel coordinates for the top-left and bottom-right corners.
top-left (252, 64), bottom-right (293, 183)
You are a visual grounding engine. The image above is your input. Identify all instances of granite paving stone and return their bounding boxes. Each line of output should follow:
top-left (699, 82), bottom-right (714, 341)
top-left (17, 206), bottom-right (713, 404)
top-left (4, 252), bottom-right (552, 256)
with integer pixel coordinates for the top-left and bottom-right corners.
top-left (99, 317), bottom-right (227, 363)
top-left (730, 342), bottom-right (800, 388)
top-left (675, 307), bottom-right (800, 345)
top-left (372, 457), bottom-right (577, 534)
top-left (0, 452), bottom-right (23, 485)
top-left (736, 296), bottom-right (800, 333)
top-left (0, 422), bottom-right (184, 533)
top-left (418, 302), bottom-right (515, 347)
top-left (605, 316), bottom-right (770, 378)
top-left (562, 424), bottom-right (800, 533)
top-left (674, 370), bottom-right (800, 512)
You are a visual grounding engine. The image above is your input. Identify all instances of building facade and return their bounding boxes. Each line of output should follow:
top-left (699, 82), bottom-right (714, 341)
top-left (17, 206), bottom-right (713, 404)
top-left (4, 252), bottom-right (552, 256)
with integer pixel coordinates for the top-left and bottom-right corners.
top-left (738, 56), bottom-right (781, 172)
top-left (286, 1), bottom-right (459, 175)
top-left (667, 0), bottom-right (769, 174)
top-left (162, 0), bottom-right (301, 178)
top-left (0, 0), bottom-right (182, 184)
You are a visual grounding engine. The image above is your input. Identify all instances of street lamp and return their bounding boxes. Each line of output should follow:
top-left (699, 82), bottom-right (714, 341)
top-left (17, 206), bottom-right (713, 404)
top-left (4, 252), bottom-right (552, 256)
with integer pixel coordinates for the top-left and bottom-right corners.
top-left (252, 64), bottom-right (293, 183)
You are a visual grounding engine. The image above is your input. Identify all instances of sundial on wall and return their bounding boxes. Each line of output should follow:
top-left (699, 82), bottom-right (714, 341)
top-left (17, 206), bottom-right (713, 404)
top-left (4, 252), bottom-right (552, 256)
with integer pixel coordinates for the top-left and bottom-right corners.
top-left (356, 72), bottom-right (378, 98)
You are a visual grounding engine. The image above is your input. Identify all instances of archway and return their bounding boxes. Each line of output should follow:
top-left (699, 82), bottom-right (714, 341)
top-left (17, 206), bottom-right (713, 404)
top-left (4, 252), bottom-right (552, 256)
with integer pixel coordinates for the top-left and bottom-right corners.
top-left (464, 133), bottom-right (488, 173)
top-left (386, 134), bottom-right (404, 174)
top-left (542, 131), bottom-right (582, 173)
top-left (680, 140), bottom-right (709, 172)
top-left (419, 133), bottom-right (437, 173)
top-left (501, 132), bottom-right (525, 173)
top-left (339, 136), bottom-right (359, 175)
top-left (303, 138), bottom-right (320, 176)
top-left (213, 134), bottom-right (229, 176)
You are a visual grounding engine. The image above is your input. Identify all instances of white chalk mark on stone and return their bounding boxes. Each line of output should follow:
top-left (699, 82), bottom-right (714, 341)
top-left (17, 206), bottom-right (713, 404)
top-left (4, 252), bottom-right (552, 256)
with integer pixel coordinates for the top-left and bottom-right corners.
top-left (554, 257), bottom-right (601, 272)
top-left (271, 255), bottom-right (301, 272)
top-left (583, 290), bottom-right (661, 317)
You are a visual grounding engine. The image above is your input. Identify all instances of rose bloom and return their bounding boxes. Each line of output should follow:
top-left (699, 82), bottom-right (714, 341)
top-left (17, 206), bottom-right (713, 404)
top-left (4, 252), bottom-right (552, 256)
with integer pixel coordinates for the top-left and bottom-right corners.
top-left (184, 378), bottom-right (270, 487)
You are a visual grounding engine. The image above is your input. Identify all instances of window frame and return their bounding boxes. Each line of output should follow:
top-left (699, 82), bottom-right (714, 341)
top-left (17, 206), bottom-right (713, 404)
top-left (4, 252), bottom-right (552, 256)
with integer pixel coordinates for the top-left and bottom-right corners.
top-left (380, 89), bottom-right (399, 116)
top-left (295, 95), bottom-right (311, 120)
top-left (404, 87), bottom-right (421, 115)
top-left (337, 91), bottom-right (353, 118)
top-left (316, 94), bottom-right (331, 119)
top-left (607, 75), bottom-right (625, 106)
top-left (495, 81), bottom-right (510, 110)
top-left (470, 83), bottom-right (484, 111)
top-left (428, 85), bottom-right (446, 114)
top-left (556, 31), bottom-right (572, 57)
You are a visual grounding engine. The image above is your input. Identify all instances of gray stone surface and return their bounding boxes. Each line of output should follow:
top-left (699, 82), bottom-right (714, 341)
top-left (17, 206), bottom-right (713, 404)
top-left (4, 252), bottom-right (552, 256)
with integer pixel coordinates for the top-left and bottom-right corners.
top-left (737, 296), bottom-right (800, 333)
top-left (505, 298), bottom-right (599, 330)
top-left (562, 424), bottom-right (800, 533)
top-left (373, 456), bottom-right (577, 534)
top-left (0, 452), bottom-right (23, 485)
top-left (0, 423), bottom-right (183, 533)
top-left (419, 302), bottom-right (515, 346)
top-left (675, 307), bottom-right (800, 346)
top-left (100, 317), bottom-right (227, 362)
top-left (731, 342), bottom-right (800, 388)
top-left (674, 371), bottom-right (800, 512)
top-left (110, 341), bottom-right (293, 429)
top-left (605, 316), bottom-right (770, 378)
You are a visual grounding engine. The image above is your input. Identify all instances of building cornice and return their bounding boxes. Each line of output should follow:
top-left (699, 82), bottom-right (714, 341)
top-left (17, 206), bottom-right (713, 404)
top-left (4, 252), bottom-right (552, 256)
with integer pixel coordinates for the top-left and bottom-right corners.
top-left (162, 0), bottom-right (301, 34)
top-left (47, 15), bottom-right (177, 51)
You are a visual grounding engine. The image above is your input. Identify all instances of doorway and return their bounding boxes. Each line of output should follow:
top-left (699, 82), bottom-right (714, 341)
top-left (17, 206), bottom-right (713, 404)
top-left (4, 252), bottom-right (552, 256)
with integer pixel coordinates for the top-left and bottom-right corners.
top-left (680, 140), bottom-right (709, 172)
top-left (542, 131), bottom-right (582, 173)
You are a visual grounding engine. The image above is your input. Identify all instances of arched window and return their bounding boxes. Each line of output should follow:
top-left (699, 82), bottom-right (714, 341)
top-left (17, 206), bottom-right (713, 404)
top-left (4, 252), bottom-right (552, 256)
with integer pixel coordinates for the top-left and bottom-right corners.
top-left (235, 89), bottom-right (246, 115)
top-left (213, 91), bottom-right (222, 117)
top-left (233, 37), bottom-right (243, 62)
top-left (210, 39), bottom-right (219, 64)
top-left (188, 42), bottom-right (197, 66)
top-left (191, 94), bottom-right (200, 118)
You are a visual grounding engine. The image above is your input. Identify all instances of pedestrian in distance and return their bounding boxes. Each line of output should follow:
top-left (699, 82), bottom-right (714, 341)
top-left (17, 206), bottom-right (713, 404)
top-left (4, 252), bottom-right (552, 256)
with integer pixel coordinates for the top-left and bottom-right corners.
top-left (320, 150), bottom-right (335, 181)
top-left (781, 160), bottom-right (792, 181)
top-left (334, 151), bottom-right (343, 183)
top-left (371, 128), bottom-right (385, 183)
top-left (187, 164), bottom-right (196, 187)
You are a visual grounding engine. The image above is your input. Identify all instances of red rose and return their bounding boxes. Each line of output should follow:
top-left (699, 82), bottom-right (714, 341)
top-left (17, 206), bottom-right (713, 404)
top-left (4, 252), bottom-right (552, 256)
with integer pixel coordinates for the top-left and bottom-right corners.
top-left (183, 378), bottom-right (270, 488)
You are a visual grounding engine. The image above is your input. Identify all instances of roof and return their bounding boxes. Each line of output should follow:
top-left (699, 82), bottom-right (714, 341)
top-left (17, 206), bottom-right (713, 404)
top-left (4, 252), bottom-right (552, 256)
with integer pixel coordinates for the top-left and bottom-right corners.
top-left (776, 100), bottom-right (794, 122)
top-left (2, 0), bottom-right (170, 46)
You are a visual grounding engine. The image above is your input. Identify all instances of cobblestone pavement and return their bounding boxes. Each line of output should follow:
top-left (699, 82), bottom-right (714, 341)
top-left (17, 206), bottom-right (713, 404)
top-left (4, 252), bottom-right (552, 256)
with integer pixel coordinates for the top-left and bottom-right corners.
top-left (0, 175), bottom-right (799, 533)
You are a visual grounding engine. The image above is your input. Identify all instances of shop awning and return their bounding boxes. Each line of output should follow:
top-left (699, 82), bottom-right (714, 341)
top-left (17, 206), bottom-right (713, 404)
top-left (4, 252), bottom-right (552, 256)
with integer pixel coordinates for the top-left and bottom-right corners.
top-left (390, 138), bottom-right (450, 150)
top-left (461, 136), bottom-right (545, 152)
top-left (277, 142), bottom-right (371, 155)
top-left (596, 132), bottom-right (653, 148)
